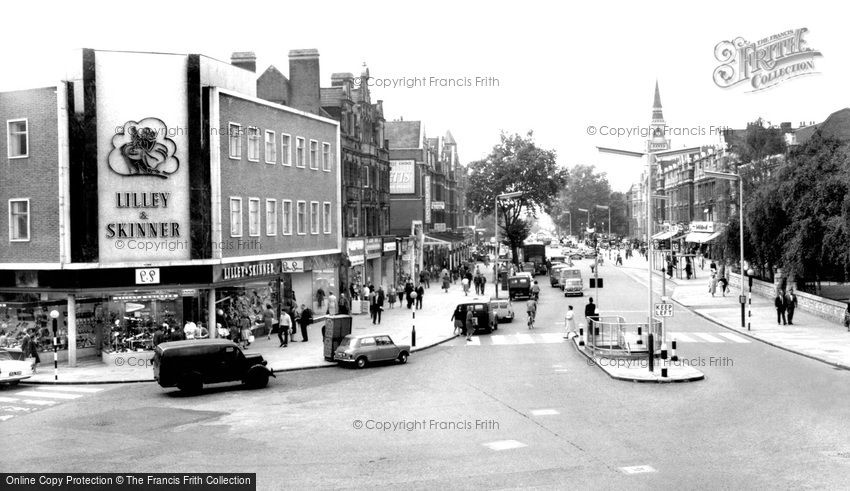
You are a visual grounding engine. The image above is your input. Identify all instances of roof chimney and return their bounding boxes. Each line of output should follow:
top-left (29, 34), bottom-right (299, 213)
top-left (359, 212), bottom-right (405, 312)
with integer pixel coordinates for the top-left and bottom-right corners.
top-left (289, 49), bottom-right (321, 115)
top-left (231, 52), bottom-right (257, 73)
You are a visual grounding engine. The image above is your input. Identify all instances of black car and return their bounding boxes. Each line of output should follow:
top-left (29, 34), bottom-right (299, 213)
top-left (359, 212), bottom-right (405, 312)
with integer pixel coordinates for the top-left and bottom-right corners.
top-left (452, 301), bottom-right (498, 334)
top-left (153, 339), bottom-right (274, 393)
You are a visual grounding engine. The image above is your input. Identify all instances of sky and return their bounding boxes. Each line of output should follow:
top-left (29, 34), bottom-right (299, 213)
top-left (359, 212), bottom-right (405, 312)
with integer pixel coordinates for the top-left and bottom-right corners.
top-left (2, 0), bottom-right (847, 192)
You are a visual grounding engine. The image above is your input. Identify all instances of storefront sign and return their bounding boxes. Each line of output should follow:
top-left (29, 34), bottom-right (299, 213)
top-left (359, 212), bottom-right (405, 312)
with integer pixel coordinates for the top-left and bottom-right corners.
top-left (434, 223), bottom-right (447, 232)
top-left (424, 176), bottom-right (432, 224)
top-left (431, 201), bottom-right (445, 210)
top-left (390, 160), bottom-right (415, 194)
top-left (281, 259), bottom-right (305, 273)
top-left (366, 238), bottom-right (383, 259)
top-left (135, 268), bottom-right (161, 285)
top-left (180, 289), bottom-right (197, 296)
top-left (383, 241), bottom-right (397, 253)
top-left (347, 239), bottom-right (366, 266)
top-left (689, 221), bottom-right (715, 233)
top-left (214, 261), bottom-right (279, 282)
top-left (112, 292), bottom-right (179, 302)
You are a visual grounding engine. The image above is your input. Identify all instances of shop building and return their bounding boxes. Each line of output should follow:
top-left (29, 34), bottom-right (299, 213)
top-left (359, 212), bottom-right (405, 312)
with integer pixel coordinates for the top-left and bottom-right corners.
top-left (0, 48), bottom-right (341, 365)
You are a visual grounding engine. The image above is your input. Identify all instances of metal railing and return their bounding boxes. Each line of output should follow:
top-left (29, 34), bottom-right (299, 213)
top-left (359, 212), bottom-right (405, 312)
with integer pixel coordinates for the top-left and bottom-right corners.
top-left (585, 315), bottom-right (662, 355)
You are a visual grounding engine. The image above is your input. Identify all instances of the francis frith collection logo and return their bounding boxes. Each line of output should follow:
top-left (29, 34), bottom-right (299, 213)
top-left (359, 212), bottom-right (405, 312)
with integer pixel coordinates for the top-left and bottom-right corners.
top-left (713, 28), bottom-right (822, 92)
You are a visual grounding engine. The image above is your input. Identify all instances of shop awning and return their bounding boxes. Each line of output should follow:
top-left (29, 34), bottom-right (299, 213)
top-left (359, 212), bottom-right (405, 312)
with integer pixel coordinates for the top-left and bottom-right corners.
top-left (424, 232), bottom-right (467, 246)
top-left (684, 230), bottom-right (723, 244)
top-left (651, 229), bottom-right (677, 240)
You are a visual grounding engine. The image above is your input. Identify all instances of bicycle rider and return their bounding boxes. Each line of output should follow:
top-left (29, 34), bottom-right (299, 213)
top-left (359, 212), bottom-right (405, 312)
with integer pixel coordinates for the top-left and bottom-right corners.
top-left (531, 280), bottom-right (541, 301)
top-left (526, 297), bottom-right (538, 329)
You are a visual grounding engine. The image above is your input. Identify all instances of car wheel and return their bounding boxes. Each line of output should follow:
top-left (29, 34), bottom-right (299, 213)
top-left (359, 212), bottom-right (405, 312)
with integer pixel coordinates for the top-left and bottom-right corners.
top-left (355, 356), bottom-right (368, 369)
top-left (177, 371), bottom-right (203, 394)
top-left (397, 352), bottom-right (409, 364)
top-left (245, 367), bottom-right (270, 389)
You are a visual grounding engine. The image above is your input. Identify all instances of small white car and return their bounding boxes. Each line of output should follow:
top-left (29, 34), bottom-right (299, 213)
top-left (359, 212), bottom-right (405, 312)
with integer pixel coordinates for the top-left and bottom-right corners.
top-left (0, 349), bottom-right (34, 386)
top-left (489, 299), bottom-right (515, 323)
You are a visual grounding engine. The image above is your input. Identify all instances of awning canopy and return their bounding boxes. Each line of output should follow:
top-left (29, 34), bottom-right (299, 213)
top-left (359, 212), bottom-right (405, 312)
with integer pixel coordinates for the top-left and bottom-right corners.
top-left (423, 232), bottom-right (467, 247)
top-left (684, 230), bottom-right (723, 244)
top-left (651, 229), bottom-right (677, 240)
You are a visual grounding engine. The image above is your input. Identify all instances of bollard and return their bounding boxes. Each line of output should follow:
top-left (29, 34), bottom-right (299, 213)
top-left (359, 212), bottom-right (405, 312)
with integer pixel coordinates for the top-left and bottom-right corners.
top-left (661, 367), bottom-right (668, 377)
top-left (670, 338), bottom-right (678, 361)
top-left (660, 342), bottom-right (668, 360)
top-left (647, 333), bottom-right (654, 373)
top-left (412, 311), bottom-right (416, 347)
top-left (578, 326), bottom-right (585, 347)
top-left (52, 316), bottom-right (59, 381)
top-left (636, 325), bottom-right (643, 345)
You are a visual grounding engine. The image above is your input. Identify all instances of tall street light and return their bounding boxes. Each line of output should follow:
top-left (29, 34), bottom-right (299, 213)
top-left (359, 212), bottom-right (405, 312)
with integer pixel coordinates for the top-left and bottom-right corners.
top-left (705, 169), bottom-right (746, 328)
top-left (493, 191), bottom-right (524, 299)
top-left (597, 146), bottom-right (657, 355)
top-left (577, 208), bottom-right (589, 240)
top-left (565, 210), bottom-right (572, 238)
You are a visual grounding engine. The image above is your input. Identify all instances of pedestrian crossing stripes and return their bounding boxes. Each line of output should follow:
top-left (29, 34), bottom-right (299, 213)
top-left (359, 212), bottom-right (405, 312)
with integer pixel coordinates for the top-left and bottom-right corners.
top-left (671, 332), bottom-right (750, 344)
top-left (0, 385), bottom-right (105, 422)
top-left (460, 332), bottom-right (751, 347)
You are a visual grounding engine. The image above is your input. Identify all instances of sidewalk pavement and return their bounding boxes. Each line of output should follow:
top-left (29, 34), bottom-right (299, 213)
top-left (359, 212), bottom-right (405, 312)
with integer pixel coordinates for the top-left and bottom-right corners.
top-left (619, 253), bottom-right (850, 370)
top-left (24, 267), bottom-right (494, 384)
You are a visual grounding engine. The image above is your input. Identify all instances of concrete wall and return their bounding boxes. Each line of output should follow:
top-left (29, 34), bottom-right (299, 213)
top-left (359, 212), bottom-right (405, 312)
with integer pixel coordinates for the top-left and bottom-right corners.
top-left (729, 273), bottom-right (848, 325)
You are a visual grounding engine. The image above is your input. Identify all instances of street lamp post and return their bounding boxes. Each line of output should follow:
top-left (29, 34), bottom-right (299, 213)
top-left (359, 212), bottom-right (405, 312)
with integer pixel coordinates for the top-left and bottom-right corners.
top-left (747, 268), bottom-right (754, 330)
top-left (596, 146), bottom-right (656, 362)
top-left (49, 309), bottom-right (60, 381)
top-left (566, 211), bottom-right (572, 238)
top-left (705, 169), bottom-right (746, 328)
top-left (493, 191), bottom-right (523, 299)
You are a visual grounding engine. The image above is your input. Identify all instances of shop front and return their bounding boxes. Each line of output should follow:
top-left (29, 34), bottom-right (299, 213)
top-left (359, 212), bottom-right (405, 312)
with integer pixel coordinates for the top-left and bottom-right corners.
top-left (365, 238), bottom-right (383, 289)
top-left (381, 239), bottom-right (398, 290)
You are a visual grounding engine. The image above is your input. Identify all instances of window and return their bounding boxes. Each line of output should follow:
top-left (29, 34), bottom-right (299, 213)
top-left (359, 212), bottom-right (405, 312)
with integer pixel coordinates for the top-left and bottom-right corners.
top-left (296, 201), bottom-right (307, 235)
top-left (322, 142), bottom-right (332, 172)
top-left (229, 198), bottom-right (242, 237)
top-left (281, 134), bottom-right (291, 166)
top-left (282, 200), bottom-right (293, 235)
top-left (323, 202), bottom-right (331, 234)
top-left (247, 127), bottom-right (260, 161)
top-left (362, 166), bottom-right (370, 188)
top-left (7, 119), bottom-right (28, 158)
top-left (296, 138), bottom-right (305, 167)
top-left (310, 201), bottom-right (320, 234)
top-left (8, 199), bottom-right (30, 241)
top-left (265, 199), bottom-right (277, 236)
top-left (248, 198), bottom-right (260, 236)
top-left (309, 140), bottom-right (319, 170)
top-left (265, 130), bottom-right (276, 164)
top-left (228, 123), bottom-right (241, 159)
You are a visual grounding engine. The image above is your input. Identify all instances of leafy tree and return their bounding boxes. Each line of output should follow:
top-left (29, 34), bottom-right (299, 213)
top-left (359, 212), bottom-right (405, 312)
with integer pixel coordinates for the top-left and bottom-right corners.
top-left (724, 118), bottom-right (787, 164)
top-left (466, 131), bottom-right (568, 263)
top-left (552, 164), bottom-right (614, 238)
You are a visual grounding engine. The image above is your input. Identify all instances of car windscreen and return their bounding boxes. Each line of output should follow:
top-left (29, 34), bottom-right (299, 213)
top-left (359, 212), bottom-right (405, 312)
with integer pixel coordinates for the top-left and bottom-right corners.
top-left (338, 337), bottom-right (357, 348)
top-left (0, 351), bottom-right (12, 361)
top-left (562, 270), bottom-right (581, 278)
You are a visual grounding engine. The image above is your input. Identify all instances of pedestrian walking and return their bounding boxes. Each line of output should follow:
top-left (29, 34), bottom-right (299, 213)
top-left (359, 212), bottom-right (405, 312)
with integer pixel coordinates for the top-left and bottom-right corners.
top-left (785, 288), bottom-right (798, 325)
top-left (388, 285), bottom-right (397, 309)
top-left (461, 276), bottom-right (470, 296)
top-left (405, 281), bottom-right (415, 309)
top-left (709, 273), bottom-right (718, 297)
top-left (338, 292), bottom-right (351, 315)
top-left (21, 328), bottom-right (40, 373)
top-left (262, 304), bottom-right (276, 341)
top-left (415, 283), bottom-right (425, 310)
top-left (775, 290), bottom-right (787, 325)
top-left (327, 291), bottom-right (338, 316)
top-left (442, 271), bottom-right (451, 292)
top-left (291, 304), bottom-right (302, 341)
top-left (719, 275), bottom-right (729, 297)
top-left (584, 297), bottom-right (598, 334)
top-left (465, 308), bottom-right (475, 341)
top-left (239, 314), bottom-right (252, 349)
top-left (451, 308), bottom-right (464, 336)
top-left (473, 274), bottom-right (481, 295)
top-left (316, 287), bottom-right (325, 309)
top-left (564, 305), bottom-right (576, 338)
top-left (278, 310), bottom-right (292, 347)
top-left (298, 304), bottom-right (312, 342)
top-left (685, 260), bottom-right (692, 280)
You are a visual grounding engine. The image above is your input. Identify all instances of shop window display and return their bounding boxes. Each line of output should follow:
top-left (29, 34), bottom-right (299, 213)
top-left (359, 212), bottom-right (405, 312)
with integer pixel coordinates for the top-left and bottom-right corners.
top-left (104, 292), bottom-right (183, 353)
top-left (215, 280), bottom-right (280, 341)
top-left (0, 294), bottom-right (101, 354)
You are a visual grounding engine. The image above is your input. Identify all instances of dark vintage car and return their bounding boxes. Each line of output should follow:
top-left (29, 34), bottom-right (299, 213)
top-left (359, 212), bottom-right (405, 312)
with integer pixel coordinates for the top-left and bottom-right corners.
top-left (452, 301), bottom-right (498, 334)
top-left (334, 334), bottom-right (411, 369)
top-left (508, 275), bottom-right (532, 300)
top-left (153, 339), bottom-right (274, 393)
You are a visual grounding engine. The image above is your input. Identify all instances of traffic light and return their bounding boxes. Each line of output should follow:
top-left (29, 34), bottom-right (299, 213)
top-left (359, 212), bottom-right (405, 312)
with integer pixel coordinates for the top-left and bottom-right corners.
top-left (589, 278), bottom-right (603, 288)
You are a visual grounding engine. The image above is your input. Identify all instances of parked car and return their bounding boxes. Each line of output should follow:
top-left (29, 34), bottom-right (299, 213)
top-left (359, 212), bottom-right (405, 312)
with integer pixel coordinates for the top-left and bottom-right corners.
top-left (560, 267), bottom-right (584, 296)
top-left (0, 349), bottom-right (33, 386)
top-left (549, 264), bottom-right (568, 286)
top-left (153, 339), bottom-right (274, 393)
top-left (334, 334), bottom-right (411, 368)
top-left (508, 275), bottom-right (533, 300)
top-left (489, 298), bottom-right (515, 323)
top-left (453, 301), bottom-right (498, 334)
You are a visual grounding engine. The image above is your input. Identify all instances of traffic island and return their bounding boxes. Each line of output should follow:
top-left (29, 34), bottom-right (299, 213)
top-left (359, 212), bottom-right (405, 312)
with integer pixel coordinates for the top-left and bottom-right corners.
top-left (571, 337), bottom-right (704, 383)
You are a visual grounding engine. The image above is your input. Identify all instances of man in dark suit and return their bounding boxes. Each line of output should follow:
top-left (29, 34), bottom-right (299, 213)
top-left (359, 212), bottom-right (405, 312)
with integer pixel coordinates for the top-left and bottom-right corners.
top-left (298, 304), bottom-right (313, 342)
top-left (784, 289), bottom-right (798, 325)
top-left (775, 290), bottom-right (787, 325)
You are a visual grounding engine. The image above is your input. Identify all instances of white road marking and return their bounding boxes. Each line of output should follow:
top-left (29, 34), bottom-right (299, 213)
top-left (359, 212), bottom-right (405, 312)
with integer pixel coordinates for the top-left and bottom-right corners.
top-left (530, 409), bottom-right (560, 416)
top-left (22, 399), bottom-right (57, 406)
top-left (0, 396), bottom-right (20, 403)
top-left (490, 336), bottom-right (509, 345)
top-left (670, 333), bottom-right (697, 342)
top-left (620, 465), bottom-right (657, 474)
top-left (514, 334), bottom-right (535, 344)
top-left (0, 405), bottom-right (34, 413)
top-left (538, 333), bottom-right (565, 343)
top-left (0, 415), bottom-right (15, 421)
top-left (692, 333), bottom-right (724, 343)
top-left (554, 369), bottom-right (570, 373)
top-left (13, 390), bottom-right (82, 400)
top-left (717, 333), bottom-right (751, 343)
top-left (466, 337), bottom-right (480, 345)
top-left (38, 386), bottom-right (104, 393)
top-left (483, 440), bottom-right (527, 451)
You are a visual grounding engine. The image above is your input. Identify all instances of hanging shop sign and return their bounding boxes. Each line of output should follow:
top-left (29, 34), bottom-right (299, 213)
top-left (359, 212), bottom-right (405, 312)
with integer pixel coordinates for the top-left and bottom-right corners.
top-left (689, 221), bottom-right (715, 233)
top-left (383, 241), bottom-right (397, 253)
top-left (281, 259), bottom-right (306, 273)
top-left (135, 268), bottom-right (161, 285)
top-left (424, 176), bottom-right (432, 223)
top-left (366, 238), bottom-right (383, 259)
top-left (347, 239), bottom-right (366, 266)
top-left (431, 201), bottom-right (445, 210)
top-left (434, 223), bottom-right (447, 232)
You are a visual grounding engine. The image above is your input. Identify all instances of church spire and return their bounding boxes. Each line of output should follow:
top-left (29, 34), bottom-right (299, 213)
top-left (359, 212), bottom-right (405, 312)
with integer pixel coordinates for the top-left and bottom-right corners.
top-left (648, 80), bottom-right (670, 152)
top-left (652, 80), bottom-right (664, 122)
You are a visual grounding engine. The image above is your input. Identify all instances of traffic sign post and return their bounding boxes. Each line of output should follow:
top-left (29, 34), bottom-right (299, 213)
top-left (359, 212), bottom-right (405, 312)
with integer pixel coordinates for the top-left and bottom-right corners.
top-left (654, 303), bottom-right (674, 317)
